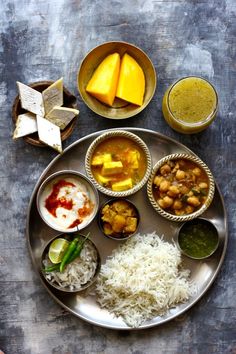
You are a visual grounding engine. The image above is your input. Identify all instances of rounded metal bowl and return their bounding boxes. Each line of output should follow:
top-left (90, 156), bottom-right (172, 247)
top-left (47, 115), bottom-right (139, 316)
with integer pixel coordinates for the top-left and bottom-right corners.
top-left (147, 153), bottom-right (215, 222)
top-left (78, 41), bottom-right (156, 119)
top-left (85, 130), bottom-right (152, 197)
top-left (98, 198), bottom-right (140, 241)
top-left (41, 233), bottom-right (101, 293)
top-left (36, 170), bottom-right (99, 233)
top-left (12, 80), bottom-right (78, 147)
top-left (175, 218), bottom-right (220, 259)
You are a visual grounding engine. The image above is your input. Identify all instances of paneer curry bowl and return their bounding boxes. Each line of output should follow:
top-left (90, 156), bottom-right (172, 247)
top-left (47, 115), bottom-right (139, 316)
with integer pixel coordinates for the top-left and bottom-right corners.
top-left (147, 153), bottom-right (215, 222)
top-left (85, 130), bottom-right (152, 197)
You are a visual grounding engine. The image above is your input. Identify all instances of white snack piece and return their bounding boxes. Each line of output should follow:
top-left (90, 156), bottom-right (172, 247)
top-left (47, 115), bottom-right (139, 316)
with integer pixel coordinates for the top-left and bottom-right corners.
top-left (46, 106), bottom-right (79, 130)
top-left (13, 113), bottom-right (38, 139)
top-left (17, 81), bottom-right (45, 116)
top-left (42, 77), bottom-right (63, 115)
top-left (36, 115), bottom-right (62, 153)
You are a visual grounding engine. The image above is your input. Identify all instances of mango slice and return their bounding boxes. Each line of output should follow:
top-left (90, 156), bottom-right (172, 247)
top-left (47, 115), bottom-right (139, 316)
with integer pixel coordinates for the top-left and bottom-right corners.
top-left (86, 53), bottom-right (120, 106)
top-left (116, 53), bottom-right (145, 106)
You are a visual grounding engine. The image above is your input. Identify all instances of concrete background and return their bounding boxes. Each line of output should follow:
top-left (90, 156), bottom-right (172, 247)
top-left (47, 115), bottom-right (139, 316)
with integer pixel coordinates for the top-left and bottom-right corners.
top-left (0, 0), bottom-right (235, 353)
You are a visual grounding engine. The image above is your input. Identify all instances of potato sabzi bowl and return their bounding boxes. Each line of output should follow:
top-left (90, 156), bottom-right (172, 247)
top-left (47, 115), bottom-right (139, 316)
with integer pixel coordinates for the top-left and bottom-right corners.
top-left (98, 198), bottom-right (140, 240)
top-left (85, 130), bottom-right (152, 197)
top-left (147, 153), bottom-right (215, 222)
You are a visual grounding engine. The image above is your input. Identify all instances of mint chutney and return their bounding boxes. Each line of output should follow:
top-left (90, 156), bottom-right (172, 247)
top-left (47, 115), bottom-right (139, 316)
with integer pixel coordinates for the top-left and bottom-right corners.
top-left (178, 219), bottom-right (219, 259)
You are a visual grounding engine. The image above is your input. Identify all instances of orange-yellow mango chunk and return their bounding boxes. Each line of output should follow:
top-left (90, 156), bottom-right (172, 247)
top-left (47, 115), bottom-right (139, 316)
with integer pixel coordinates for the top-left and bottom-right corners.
top-left (86, 53), bottom-right (120, 106)
top-left (116, 53), bottom-right (145, 106)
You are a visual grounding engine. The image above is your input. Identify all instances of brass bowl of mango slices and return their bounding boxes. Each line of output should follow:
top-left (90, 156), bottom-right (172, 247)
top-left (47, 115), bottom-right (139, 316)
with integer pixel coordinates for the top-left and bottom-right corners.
top-left (78, 41), bottom-right (157, 119)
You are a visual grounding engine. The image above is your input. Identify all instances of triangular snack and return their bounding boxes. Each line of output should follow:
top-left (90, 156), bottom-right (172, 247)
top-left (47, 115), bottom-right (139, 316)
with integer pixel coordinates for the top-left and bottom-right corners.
top-left (46, 106), bottom-right (79, 130)
top-left (36, 115), bottom-right (62, 153)
top-left (13, 113), bottom-right (38, 139)
top-left (42, 78), bottom-right (63, 116)
top-left (17, 82), bottom-right (45, 116)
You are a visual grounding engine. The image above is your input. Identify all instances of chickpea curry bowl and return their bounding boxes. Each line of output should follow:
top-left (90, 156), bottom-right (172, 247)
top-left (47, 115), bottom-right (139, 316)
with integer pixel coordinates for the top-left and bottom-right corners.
top-left (98, 198), bottom-right (140, 240)
top-left (85, 130), bottom-right (152, 197)
top-left (147, 153), bottom-right (215, 222)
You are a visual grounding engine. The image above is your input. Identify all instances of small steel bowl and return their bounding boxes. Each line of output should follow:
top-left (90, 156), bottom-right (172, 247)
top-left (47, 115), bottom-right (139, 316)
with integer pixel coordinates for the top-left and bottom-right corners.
top-left (41, 233), bottom-right (101, 293)
top-left (78, 41), bottom-right (156, 119)
top-left (98, 198), bottom-right (140, 241)
top-left (175, 218), bottom-right (219, 260)
top-left (147, 153), bottom-right (215, 222)
top-left (85, 130), bottom-right (152, 197)
top-left (37, 170), bottom-right (99, 233)
top-left (12, 80), bottom-right (78, 147)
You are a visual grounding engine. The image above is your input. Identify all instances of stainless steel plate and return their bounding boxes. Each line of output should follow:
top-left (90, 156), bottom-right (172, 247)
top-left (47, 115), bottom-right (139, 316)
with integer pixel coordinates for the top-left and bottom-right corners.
top-left (26, 128), bottom-right (228, 330)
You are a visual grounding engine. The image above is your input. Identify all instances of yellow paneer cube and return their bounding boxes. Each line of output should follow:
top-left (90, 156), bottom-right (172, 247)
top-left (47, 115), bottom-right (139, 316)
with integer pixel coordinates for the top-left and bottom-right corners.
top-left (96, 173), bottom-right (114, 186)
top-left (91, 153), bottom-right (112, 166)
top-left (127, 150), bottom-right (140, 169)
top-left (102, 161), bottom-right (123, 176)
top-left (111, 178), bottom-right (133, 191)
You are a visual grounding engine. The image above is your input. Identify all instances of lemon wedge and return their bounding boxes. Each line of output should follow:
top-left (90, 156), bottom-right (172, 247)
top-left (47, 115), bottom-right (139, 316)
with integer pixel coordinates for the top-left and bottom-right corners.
top-left (48, 238), bottom-right (70, 264)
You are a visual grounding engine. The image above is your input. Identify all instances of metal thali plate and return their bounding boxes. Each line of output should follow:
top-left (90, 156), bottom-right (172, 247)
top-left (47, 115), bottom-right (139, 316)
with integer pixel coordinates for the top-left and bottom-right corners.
top-left (26, 128), bottom-right (228, 330)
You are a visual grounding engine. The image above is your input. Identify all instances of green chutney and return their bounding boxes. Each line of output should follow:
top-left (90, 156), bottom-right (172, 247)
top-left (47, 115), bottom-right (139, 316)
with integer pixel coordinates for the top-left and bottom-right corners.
top-left (178, 219), bottom-right (219, 259)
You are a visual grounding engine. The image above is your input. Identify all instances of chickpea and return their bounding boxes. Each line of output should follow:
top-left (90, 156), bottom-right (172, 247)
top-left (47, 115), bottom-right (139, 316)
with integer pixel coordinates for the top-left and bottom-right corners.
top-left (160, 164), bottom-right (171, 176)
top-left (158, 196), bottom-right (173, 209)
top-left (175, 209), bottom-right (185, 216)
top-left (173, 200), bottom-right (183, 210)
top-left (176, 170), bottom-right (185, 180)
top-left (199, 182), bottom-right (208, 189)
top-left (162, 196), bottom-right (174, 208)
top-left (167, 190), bottom-right (176, 197)
top-left (187, 191), bottom-right (194, 197)
top-left (154, 175), bottom-right (163, 186)
top-left (185, 205), bottom-right (194, 214)
top-left (192, 167), bottom-right (202, 176)
top-left (158, 199), bottom-right (166, 209)
top-left (179, 185), bottom-right (189, 194)
top-left (168, 185), bottom-right (180, 195)
top-left (187, 196), bottom-right (201, 207)
top-left (159, 180), bottom-right (170, 192)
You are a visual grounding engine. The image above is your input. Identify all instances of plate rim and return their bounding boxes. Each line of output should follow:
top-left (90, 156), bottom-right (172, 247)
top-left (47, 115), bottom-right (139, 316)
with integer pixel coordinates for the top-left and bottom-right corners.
top-left (26, 127), bottom-right (228, 330)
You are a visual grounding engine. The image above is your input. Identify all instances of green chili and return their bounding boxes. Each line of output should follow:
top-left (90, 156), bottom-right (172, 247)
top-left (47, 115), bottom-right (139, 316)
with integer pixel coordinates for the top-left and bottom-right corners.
top-left (59, 237), bottom-right (79, 272)
top-left (68, 232), bottom-right (90, 263)
top-left (43, 264), bottom-right (60, 272)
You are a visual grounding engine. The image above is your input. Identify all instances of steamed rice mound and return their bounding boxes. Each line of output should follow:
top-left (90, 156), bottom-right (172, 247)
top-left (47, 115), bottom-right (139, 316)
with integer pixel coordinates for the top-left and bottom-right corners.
top-left (96, 232), bottom-right (192, 327)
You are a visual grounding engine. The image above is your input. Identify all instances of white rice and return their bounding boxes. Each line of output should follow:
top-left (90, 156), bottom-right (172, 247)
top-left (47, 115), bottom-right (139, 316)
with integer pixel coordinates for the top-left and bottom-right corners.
top-left (45, 241), bottom-right (98, 291)
top-left (96, 232), bottom-right (192, 327)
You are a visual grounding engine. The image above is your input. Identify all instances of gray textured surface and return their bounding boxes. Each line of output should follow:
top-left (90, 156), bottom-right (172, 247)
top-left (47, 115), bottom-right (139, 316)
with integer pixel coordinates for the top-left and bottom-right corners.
top-left (0, 0), bottom-right (235, 353)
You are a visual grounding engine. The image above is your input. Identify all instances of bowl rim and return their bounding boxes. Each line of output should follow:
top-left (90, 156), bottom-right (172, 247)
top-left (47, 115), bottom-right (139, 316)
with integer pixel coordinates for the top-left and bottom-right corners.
top-left (41, 232), bottom-right (101, 293)
top-left (36, 170), bottom-right (99, 233)
top-left (85, 130), bottom-right (152, 197)
top-left (97, 197), bottom-right (140, 241)
top-left (77, 40), bottom-right (157, 119)
top-left (175, 217), bottom-right (220, 259)
top-left (147, 153), bottom-right (215, 222)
